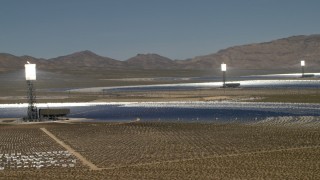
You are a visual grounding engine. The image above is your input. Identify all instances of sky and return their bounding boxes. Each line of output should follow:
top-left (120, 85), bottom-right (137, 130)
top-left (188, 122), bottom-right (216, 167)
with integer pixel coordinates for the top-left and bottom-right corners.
top-left (1, 0), bottom-right (320, 60)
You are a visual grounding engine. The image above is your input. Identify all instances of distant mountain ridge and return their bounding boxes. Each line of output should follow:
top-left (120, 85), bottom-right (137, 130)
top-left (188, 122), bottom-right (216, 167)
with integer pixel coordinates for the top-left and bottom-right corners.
top-left (1, 34), bottom-right (320, 73)
top-left (47, 50), bottom-right (123, 69)
top-left (126, 53), bottom-right (177, 69)
top-left (183, 35), bottom-right (320, 70)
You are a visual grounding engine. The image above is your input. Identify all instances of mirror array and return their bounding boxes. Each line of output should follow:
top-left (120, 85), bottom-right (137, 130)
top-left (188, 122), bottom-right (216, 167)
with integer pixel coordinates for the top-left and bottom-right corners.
top-left (0, 151), bottom-right (77, 170)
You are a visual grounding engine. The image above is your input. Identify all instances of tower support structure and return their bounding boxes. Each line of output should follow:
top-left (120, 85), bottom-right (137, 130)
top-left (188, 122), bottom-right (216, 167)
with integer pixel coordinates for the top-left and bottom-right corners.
top-left (221, 63), bottom-right (227, 88)
top-left (222, 71), bottom-right (226, 88)
top-left (26, 80), bottom-right (38, 121)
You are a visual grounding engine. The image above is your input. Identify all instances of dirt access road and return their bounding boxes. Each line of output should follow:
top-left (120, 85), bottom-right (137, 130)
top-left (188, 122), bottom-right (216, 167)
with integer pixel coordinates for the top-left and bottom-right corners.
top-left (40, 128), bottom-right (99, 170)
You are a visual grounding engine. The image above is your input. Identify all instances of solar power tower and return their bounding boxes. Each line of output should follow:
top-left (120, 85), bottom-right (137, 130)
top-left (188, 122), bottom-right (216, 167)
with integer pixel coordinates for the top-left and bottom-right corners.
top-left (25, 62), bottom-right (38, 121)
top-left (221, 63), bottom-right (226, 88)
top-left (301, 60), bottom-right (305, 77)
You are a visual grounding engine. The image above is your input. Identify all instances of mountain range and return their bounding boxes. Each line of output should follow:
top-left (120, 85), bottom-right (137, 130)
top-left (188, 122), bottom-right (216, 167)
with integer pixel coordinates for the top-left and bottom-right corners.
top-left (1, 34), bottom-right (320, 74)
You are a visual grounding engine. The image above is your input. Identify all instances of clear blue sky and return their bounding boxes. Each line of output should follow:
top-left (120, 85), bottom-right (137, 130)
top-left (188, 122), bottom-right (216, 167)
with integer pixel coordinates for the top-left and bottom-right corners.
top-left (1, 0), bottom-right (320, 60)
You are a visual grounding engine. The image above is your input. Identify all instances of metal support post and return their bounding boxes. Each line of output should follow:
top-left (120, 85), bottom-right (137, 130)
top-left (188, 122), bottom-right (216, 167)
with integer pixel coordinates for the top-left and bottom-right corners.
top-left (222, 71), bottom-right (226, 88)
top-left (27, 80), bottom-right (38, 121)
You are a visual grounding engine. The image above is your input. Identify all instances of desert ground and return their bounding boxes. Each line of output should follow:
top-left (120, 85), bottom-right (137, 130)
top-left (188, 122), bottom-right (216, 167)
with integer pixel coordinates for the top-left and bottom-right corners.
top-left (1, 87), bottom-right (320, 104)
top-left (1, 69), bottom-right (319, 104)
top-left (0, 121), bottom-right (319, 179)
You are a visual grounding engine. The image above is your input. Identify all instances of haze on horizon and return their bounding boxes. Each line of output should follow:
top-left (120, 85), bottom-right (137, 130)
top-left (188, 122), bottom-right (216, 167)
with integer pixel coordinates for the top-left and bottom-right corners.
top-left (1, 0), bottom-right (320, 60)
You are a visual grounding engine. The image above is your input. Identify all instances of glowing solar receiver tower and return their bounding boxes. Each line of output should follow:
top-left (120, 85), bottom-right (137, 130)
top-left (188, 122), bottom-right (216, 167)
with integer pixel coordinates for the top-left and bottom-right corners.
top-left (221, 63), bottom-right (226, 88)
top-left (301, 60), bottom-right (305, 77)
top-left (25, 62), bottom-right (38, 121)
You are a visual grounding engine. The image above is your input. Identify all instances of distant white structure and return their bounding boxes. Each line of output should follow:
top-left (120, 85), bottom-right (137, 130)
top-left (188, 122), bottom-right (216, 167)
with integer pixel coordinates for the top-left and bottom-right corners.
top-left (25, 63), bottom-right (36, 80)
top-left (221, 63), bottom-right (227, 72)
